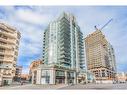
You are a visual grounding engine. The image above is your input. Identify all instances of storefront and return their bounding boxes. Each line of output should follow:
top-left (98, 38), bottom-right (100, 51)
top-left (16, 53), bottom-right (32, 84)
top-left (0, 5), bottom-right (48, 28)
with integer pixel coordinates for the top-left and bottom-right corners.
top-left (2, 77), bottom-right (12, 85)
top-left (67, 72), bottom-right (75, 84)
top-left (0, 74), bottom-right (13, 86)
top-left (55, 70), bottom-right (65, 84)
top-left (34, 65), bottom-right (77, 85)
top-left (41, 70), bottom-right (50, 84)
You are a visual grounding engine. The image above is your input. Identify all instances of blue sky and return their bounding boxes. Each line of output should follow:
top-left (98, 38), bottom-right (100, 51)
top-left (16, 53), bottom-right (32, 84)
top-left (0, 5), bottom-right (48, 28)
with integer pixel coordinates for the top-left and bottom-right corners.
top-left (0, 6), bottom-right (127, 74)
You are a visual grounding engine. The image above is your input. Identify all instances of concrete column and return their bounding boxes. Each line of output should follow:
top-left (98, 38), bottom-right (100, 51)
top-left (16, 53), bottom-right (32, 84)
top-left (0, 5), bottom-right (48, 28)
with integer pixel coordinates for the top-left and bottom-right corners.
top-left (65, 71), bottom-right (68, 84)
top-left (85, 72), bottom-right (88, 84)
top-left (0, 76), bottom-right (2, 86)
top-left (74, 71), bottom-right (77, 84)
top-left (36, 69), bottom-right (41, 84)
top-left (50, 69), bottom-right (55, 84)
top-left (100, 70), bottom-right (102, 83)
top-left (76, 72), bottom-right (78, 84)
top-left (32, 71), bottom-right (34, 84)
top-left (105, 70), bottom-right (107, 78)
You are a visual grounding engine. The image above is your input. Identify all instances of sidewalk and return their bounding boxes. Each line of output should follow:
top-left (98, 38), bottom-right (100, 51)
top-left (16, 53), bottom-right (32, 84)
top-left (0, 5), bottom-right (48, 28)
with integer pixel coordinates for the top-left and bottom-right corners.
top-left (0, 83), bottom-right (68, 90)
top-left (0, 82), bottom-right (31, 89)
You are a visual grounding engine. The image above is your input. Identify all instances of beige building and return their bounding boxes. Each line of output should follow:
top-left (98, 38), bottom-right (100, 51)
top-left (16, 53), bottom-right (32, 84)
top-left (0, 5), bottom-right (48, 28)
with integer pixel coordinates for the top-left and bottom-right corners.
top-left (14, 65), bottom-right (22, 82)
top-left (15, 65), bottom-right (22, 77)
top-left (20, 74), bottom-right (30, 81)
top-left (85, 30), bottom-right (116, 83)
top-left (29, 59), bottom-right (43, 84)
top-left (0, 22), bottom-right (21, 86)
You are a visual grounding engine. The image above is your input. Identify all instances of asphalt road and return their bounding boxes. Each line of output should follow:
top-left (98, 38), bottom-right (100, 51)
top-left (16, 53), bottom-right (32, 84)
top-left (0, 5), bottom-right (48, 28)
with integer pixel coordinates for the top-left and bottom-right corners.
top-left (60, 83), bottom-right (127, 90)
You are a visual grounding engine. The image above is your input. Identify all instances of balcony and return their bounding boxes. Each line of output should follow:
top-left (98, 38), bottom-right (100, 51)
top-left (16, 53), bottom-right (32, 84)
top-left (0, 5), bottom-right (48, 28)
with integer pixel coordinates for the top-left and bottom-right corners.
top-left (0, 51), bottom-right (14, 56)
top-left (0, 31), bottom-right (16, 39)
top-left (0, 65), bottom-right (12, 69)
top-left (0, 58), bottom-right (13, 62)
top-left (60, 54), bottom-right (71, 59)
top-left (60, 59), bottom-right (71, 64)
top-left (0, 37), bottom-right (15, 45)
top-left (2, 73), bottom-right (12, 78)
top-left (0, 43), bottom-right (14, 49)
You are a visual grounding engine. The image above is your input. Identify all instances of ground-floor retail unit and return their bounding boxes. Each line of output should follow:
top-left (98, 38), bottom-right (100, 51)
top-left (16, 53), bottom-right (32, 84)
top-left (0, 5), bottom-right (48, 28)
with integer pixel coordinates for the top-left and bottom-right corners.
top-left (31, 65), bottom-right (78, 85)
top-left (0, 76), bottom-right (13, 86)
top-left (88, 68), bottom-right (117, 83)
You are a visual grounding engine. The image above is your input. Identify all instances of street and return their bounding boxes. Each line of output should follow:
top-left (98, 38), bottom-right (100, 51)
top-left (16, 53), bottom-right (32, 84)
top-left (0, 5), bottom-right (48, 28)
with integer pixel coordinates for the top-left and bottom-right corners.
top-left (60, 83), bottom-right (127, 90)
top-left (1, 83), bottom-right (127, 89)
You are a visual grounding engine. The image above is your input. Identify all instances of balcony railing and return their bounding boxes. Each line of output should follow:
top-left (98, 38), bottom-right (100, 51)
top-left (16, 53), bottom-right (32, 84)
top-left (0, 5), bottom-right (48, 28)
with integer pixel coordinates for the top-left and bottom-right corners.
top-left (0, 51), bottom-right (14, 56)
top-left (0, 43), bottom-right (14, 49)
top-left (0, 37), bottom-right (16, 44)
top-left (0, 59), bottom-right (13, 62)
top-left (0, 31), bottom-right (16, 39)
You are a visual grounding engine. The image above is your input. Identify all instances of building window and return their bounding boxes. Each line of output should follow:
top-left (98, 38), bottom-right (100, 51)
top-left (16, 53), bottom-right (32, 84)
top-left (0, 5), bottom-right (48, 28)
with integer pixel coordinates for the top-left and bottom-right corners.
top-left (0, 61), bottom-right (3, 66)
top-left (56, 70), bottom-right (65, 77)
top-left (0, 55), bottom-right (4, 59)
top-left (102, 70), bottom-right (105, 77)
top-left (0, 48), bottom-right (5, 52)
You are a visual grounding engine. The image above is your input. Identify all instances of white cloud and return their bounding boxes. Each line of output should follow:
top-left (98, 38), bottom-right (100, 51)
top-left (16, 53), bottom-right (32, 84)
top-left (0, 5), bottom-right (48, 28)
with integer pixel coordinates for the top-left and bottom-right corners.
top-left (19, 41), bottom-right (42, 56)
top-left (15, 9), bottom-right (52, 25)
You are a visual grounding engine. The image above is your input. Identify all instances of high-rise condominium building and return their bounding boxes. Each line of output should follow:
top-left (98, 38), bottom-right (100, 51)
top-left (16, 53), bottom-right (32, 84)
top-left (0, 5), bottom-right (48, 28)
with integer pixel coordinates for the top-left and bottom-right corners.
top-left (85, 30), bottom-right (116, 83)
top-left (35, 12), bottom-right (85, 85)
top-left (0, 22), bottom-right (21, 86)
top-left (43, 12), bottom-right (85, 71)
top-left (108, 43), bottom-right (117, 74)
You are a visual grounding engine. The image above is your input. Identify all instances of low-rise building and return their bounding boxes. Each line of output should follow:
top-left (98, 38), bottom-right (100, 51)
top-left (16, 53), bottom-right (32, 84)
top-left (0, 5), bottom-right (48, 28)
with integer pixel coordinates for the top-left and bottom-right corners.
top-left (29, 59), bottom-right (43, 84)
top-left (117, 72), bottom-right (126, 83)
top-left (14, 65), bottom-right (22, 82)
top-left (20, 74), bottom-right (29, 81)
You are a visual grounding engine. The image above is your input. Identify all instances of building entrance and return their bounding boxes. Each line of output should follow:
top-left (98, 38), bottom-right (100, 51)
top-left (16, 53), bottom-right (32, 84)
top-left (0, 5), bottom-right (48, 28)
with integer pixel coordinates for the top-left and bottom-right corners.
top-left (67, 72), bottom-right (75, 84)
top-left (55, 76), bottom-right (65, 84)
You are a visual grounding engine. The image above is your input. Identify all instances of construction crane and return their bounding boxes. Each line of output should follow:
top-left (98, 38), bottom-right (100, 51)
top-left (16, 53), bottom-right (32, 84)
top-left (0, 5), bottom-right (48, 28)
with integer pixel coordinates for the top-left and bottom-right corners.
top-left (94, 19), bottom-right (113, 31)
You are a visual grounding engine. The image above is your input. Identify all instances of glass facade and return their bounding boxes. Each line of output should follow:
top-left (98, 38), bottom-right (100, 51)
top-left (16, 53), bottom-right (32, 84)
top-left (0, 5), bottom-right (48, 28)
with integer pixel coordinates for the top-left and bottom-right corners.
top-left (41, 70), bottom-right (50, 84)
top-left (42, 12), bottom-right (85, 72)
